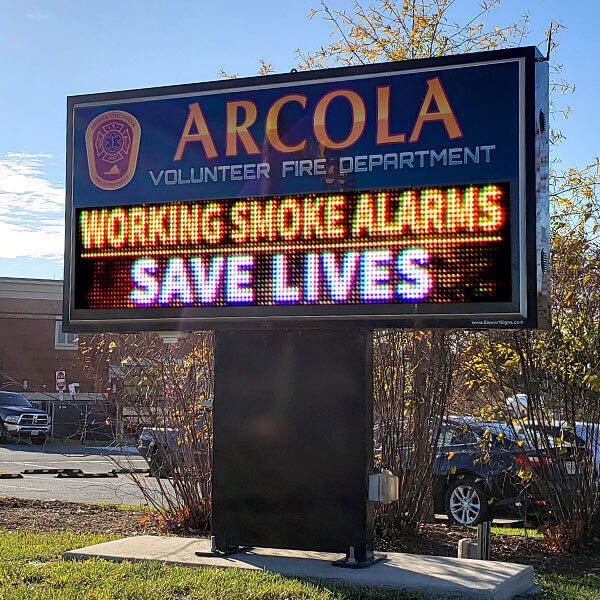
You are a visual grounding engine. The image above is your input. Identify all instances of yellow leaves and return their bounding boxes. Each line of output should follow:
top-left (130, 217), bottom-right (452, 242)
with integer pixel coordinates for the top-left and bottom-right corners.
top-left (584, 373), bottom-right (600, 392)
top-left (564, 290), bottom-right (574, 307)
top-left (297, 0), bottom-right (530, 69)
top-left (516, 468), bottom-right (532, 482)
top-left (219, 68), bottom-right (238, 80)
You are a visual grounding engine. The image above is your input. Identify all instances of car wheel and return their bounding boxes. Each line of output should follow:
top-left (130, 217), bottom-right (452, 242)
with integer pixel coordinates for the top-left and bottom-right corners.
top-left (30, 435), bottom-right (46, 446)
top-left (0, 423), bottom-right (6, 444)
top-left (445, 478), bottom-right (491, 525)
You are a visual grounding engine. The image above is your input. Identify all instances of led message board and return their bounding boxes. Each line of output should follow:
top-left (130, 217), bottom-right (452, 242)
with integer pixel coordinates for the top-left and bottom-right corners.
top-left (64, 47), bottom-right (550, 331)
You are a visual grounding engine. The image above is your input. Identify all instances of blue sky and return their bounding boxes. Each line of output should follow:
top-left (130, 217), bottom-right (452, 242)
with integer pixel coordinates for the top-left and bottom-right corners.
top-left (0, 0), bottom-right (597, 280)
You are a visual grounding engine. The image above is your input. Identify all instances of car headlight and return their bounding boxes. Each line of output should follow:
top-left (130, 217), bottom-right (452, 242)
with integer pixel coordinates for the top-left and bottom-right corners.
top-left (4, 416), bottom-right (19, 423)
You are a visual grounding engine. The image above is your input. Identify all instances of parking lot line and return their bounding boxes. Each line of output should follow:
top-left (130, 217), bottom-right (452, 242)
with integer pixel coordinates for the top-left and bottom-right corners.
top-left (0, 484), bottom-right (48, 492)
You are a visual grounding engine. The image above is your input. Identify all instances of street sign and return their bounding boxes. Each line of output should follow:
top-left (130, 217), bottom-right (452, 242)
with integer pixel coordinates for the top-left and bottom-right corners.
top-left (63, 46), bottom-right (549, 331)
top-left (56, 371), bottom-right (66, 392)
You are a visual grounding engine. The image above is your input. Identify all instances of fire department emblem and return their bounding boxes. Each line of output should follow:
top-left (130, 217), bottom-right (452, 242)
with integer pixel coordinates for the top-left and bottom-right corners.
top-left (85, 110), bottom-right (141, 190)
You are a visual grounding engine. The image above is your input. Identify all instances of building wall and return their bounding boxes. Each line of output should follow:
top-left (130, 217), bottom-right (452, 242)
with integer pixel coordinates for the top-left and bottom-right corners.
top-left (0, 277), bottom-right (102, 398)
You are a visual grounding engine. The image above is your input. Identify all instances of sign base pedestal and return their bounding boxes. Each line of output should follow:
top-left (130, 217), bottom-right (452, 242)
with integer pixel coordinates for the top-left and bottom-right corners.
top-left (211, 328), bottom-right (374, 559)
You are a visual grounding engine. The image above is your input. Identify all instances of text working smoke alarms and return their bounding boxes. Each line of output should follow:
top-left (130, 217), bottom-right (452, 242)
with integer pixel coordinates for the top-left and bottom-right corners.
top-left (75, 182), bottom-right (511, 309)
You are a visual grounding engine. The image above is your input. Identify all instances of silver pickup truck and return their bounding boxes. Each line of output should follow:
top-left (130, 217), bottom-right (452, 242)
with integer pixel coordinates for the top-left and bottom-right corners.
top-left (0, 391), bottom-right (51, 445)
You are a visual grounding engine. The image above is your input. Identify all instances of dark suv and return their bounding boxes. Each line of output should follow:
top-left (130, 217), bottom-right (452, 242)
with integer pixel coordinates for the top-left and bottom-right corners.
top-left (0, 391), bottom-right (51, 445)
top-left (432, 419), bottom-right (589, 525)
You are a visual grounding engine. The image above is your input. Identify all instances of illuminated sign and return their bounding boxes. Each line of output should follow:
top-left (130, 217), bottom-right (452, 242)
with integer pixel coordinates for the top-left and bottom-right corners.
top-left (64, 47), bottom-right (549, 331)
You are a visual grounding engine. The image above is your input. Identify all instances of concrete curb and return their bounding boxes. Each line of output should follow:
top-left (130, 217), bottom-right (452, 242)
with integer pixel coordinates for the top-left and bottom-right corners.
top-left (22, 468), bottom-right (59, 474)
top-left (56, 471), bottom-right (118, 478)
top-left (20, 468), bottom-right (124, 478)
top-left (110, 468), bottom-right (149, 474)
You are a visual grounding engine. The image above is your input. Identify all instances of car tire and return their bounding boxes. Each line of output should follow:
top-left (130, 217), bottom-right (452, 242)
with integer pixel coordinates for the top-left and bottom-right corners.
top-left (30, 435), bottom-right (46, 446)
top-left (445, 478), bottom-right (491, 526)
top-left (0, 423), bottom-right (6, 444)
top-left (149, 451), bottom-right (168, 479)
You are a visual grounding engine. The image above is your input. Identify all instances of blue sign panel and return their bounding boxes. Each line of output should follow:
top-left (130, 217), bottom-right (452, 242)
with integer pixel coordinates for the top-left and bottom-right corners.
top-left (64, 47), bottom-right (550, 331)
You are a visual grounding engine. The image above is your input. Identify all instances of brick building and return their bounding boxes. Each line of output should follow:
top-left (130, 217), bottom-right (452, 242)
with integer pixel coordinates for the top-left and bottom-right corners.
top-left (0, 277), bottom-right (113, 440)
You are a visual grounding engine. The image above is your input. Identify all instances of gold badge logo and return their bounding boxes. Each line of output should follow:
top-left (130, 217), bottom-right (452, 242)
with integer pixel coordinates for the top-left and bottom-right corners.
top-left (85, 110), bottom-right (141, 190)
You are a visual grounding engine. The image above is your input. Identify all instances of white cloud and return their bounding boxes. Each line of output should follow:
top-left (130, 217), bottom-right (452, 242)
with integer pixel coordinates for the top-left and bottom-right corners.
top-left (0, 222), bottom-right (63, 259)
top-left (0, 153), bottom-right (64, 259)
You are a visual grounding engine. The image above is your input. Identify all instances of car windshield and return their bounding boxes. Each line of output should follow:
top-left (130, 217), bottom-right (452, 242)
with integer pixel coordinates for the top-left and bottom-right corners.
top-left (0, 392), bottom-right (32, 407)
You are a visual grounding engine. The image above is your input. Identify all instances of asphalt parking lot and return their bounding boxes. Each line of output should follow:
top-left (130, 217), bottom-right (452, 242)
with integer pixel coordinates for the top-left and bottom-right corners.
top-left (0, 442), bottom-right (522, 525)
top-left (0, 442), bottom-right (168, 505)
top-left (0, 442), bottom-right (146, 472)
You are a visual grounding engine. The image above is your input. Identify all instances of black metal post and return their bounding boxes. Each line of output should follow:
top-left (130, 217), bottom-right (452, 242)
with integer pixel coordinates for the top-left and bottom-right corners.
top-left (210, 329), bottom-right (374, 562)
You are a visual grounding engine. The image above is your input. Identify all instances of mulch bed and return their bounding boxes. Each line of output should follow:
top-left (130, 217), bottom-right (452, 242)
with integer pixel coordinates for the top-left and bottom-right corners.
top-left (377, 523), bottom-right (600, 576)
top-left (0, 497), bottom-right (157, 536)
top-left (0, 497), bottom-right (598, 576)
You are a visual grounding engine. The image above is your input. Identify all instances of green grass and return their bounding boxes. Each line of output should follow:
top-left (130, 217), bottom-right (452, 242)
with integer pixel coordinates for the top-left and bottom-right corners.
top-left (489, 526), bottom-right (544, 538)
top-left (0, 530), bottom-right (597, 600)
top-left (461, 524), bottom-right (544, 538)
top-left (538, 574), bottom-right (600, 600)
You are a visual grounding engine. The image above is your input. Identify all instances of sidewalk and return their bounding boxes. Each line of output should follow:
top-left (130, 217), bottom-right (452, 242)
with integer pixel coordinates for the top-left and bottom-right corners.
top-left (64, 535), bottom-right (539, 600)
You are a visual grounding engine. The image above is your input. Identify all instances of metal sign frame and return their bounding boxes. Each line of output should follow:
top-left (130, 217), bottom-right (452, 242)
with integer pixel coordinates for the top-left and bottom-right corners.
top-left (63, 46), bottom-right (549, 331)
